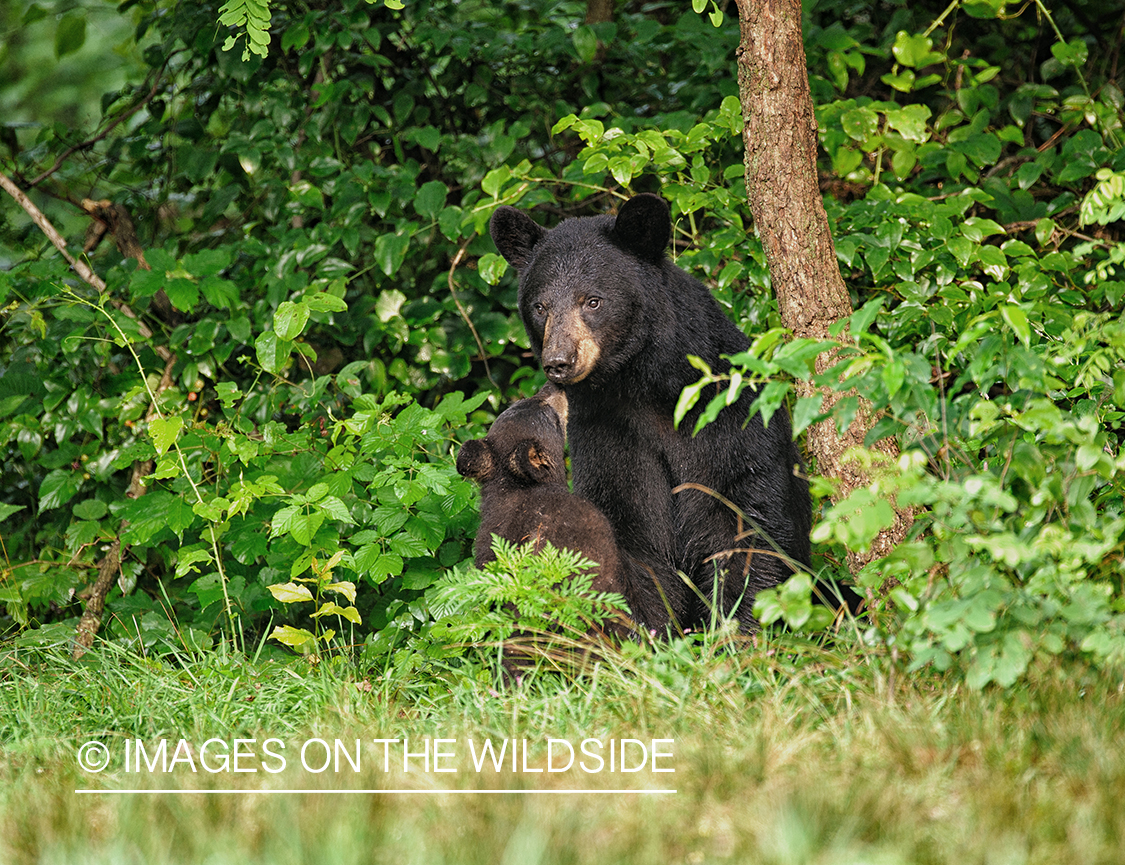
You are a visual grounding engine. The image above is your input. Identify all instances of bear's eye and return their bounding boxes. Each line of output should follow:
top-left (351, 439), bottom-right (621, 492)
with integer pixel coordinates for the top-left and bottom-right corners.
top-left (532, 302), bottom-right (546, 316)
top-left (586, 297), bottom-right (601, 310)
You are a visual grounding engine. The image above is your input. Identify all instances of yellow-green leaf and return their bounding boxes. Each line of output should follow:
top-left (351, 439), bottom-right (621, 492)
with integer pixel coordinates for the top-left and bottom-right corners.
top-left (270, 625), bottom-right (317, 651)
top-left (324, 580), bottom-right (356, 603)
top-left (268, 582), bottom-right (314, 604)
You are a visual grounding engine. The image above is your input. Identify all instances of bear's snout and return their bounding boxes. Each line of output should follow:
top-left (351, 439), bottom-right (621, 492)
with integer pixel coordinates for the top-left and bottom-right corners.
top-left (542, 316), bottom-right (600, 385)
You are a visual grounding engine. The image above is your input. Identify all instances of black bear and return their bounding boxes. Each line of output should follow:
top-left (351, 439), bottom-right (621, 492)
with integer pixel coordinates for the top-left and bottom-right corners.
top-left (456, 383), bottom-right (630, 635)
top-left (489, 193), bottom-right (812, 633)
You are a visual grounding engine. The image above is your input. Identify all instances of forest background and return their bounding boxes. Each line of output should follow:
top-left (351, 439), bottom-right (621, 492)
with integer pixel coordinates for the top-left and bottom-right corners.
top-left (0, 0), bottom-right (1124, 862)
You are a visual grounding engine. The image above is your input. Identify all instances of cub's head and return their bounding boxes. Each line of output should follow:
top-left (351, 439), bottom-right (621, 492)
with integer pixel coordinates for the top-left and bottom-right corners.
top-left (456, 384), bottom-right (568, 488)
top-left (489, 194), bottom-right (671, 386)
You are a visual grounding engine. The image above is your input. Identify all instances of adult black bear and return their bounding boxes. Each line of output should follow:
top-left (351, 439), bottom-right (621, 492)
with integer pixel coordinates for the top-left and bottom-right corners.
top-left (490, 193), bottom-right (811, 633)
top-left (456, 384), bottom-right (628, 616)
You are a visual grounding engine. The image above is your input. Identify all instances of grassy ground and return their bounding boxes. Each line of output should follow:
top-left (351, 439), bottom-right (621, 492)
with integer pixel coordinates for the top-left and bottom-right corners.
top-left (1, 634), bottom-right (1123, 864)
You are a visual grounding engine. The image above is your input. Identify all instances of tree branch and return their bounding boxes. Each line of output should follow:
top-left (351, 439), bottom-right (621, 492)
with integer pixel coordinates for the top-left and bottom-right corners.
top-left (0, 170), bottom-right (172, 362)
top-left (28, 71), bottom-right (165, 189)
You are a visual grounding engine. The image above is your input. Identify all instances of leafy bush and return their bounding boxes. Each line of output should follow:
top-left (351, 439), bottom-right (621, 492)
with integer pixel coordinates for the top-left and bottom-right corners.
top-left (2, 0), bottom-right (1123, 690)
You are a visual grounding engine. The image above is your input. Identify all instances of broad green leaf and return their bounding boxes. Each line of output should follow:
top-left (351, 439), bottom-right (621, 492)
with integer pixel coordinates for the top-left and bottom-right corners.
top-left (149, 416), bottom-right (183, 456)
top-left (55, 12), bottom-right (86, 57)
top-left (325, 581), bottom-right (357, 604)
top-left (573, 25), bottom-right (597, 63)
top-left (37, 469), bottom-right (81, 513)
top-left (304, 292), bottom-right (349, 313)
top-left (791, 394), bottom-right (825, 438)
top-left (374, 232), bottom-right (409, 276)
top-left (891, 32), bottom-right (943, 68)
top-left (478, 253), bottom-right (508, 286)
top-left (274, 300), bottom-right (310, 341)
top-left (884, 105), bottom-right (932, 142)
top-left (270, 624), bottom-right (318, 651)
top-left (71, 499), bottom-right (107, 521)
top-left (255, 331), bottom-right (294, 374)
top-left (268, 582), bottom-right (315, 604)
top-left (414, 181), bottom-right (448, 220)
top-left (311, 601), bottom-right (361, 624)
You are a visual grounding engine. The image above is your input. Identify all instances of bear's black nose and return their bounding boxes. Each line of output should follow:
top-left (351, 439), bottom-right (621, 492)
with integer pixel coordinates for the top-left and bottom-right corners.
top-left (542, 353), bottom-right (575, 382)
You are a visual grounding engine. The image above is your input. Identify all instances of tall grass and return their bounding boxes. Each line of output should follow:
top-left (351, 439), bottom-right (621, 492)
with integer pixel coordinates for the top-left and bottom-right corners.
top-left (2, 632), bottom-right (1123, 864)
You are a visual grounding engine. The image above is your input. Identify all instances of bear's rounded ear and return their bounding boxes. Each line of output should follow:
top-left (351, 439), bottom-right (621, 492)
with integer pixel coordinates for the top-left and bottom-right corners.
top-left (510, 440), bottom-right (556, 485)
top-left (456, 439), bottom-right (493, 480)
top-left (490, 206), bottom-right (546, 270)
top-left (613, 193), bottom-right (671, 261)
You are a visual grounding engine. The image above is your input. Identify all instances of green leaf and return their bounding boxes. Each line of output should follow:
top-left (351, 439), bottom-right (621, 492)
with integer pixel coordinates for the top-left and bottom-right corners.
top-left (37, 470), bottom-right (80, 513)
top-left (268, 582), bottom-right (315, 604)
top-left (849, 297), bottom-right (884, 336)
top-left (149, 416), bottom-right (184, 456)
top-left (274, 300), bottom-right (310, 341)
top-left (572, 24), bottom-right (597, 63)
top-left (311, 601), bottom-right (361, 624)
top-left (414, 181), bottom-right (448, 220)
top-left (960, 217), bottom-right (1006, 243)
top-left (477, 253), bottom-right (508, 286)
top-left (674, 381), bottom-right (706, 430)
top-left (791, 394), bottom-right (825, 438)
top-left (374, 233), bottom-right (410, 276)
top-left (1000, 304), bottom-right (1031, 347)
top-left (884, 104), bottom-right (932, 142)
top-left (163, 277), bottom-right (200, 313)
top-left (55, 12), bottom-right (86, 58)
top-left (270, 624), bottom-right (318, 652)
top-left (71, 499), bottom-right (107, 521)
top-left (0, 503), bottom-right (26, 523)
top-left (255, 331), bottom-right (294, 374)
top-left (300, 293), bottom-right (347, 316)
top-left (891, 32), bottom-right (943, 68)
top-left (963, 0), bottom-right (1006, 17)
top-left (325, 581), bottom-right (357, 604)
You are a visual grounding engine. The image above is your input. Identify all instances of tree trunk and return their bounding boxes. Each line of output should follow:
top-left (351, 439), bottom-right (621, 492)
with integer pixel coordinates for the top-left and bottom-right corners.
top-left (733, 0), bottom-right (912, 575)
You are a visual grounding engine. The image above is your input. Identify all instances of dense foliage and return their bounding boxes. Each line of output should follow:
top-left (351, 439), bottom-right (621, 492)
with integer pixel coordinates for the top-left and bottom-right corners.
top-left (1, 0), bottom-right (1122, 687)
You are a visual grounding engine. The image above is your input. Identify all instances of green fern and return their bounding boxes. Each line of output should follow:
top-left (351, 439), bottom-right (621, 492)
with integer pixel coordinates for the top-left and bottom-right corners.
top-left (429, 537), bottom-right (630, 644)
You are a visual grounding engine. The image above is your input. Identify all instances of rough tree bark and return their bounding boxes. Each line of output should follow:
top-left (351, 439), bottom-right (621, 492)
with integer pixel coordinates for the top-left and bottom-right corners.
top-left (733, 0), bottom-right (913, 575)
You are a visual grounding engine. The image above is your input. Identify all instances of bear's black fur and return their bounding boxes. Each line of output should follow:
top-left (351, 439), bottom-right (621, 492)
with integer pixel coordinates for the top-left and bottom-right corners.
top-left (490, 193), bottom-right (812, 633)
top-left (456, 384), bottom-right (628, 615)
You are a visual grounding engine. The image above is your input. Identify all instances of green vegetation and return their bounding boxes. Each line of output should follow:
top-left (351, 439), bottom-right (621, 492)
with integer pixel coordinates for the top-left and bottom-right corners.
top-left (2, 642), bottom-right (1123, 863)
top-left (1, 0), bottom-right (1123, 858)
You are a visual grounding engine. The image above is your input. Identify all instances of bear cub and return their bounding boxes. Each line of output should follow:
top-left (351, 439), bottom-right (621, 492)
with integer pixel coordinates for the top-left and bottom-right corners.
top-left (456, 383), bottom-right (630, 630)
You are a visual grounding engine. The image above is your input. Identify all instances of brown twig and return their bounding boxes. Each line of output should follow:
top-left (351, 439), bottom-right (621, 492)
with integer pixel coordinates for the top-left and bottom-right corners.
top-left (447, 238), bottom-right (498, 389)
top-left (0, 170), bottom-right (172, 362)
top-left (0, 170), bottom-right (107, 291)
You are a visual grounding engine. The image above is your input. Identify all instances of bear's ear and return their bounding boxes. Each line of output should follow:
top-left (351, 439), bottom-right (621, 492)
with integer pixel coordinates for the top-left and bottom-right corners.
top-left (509, 440), bottom-right (555, 485)
top-left (490, 206), bottom-right (546, 270)
top-left (456, 439), bottom-right (493, 481)
top-left (613, 193), bottom-right (671, 261)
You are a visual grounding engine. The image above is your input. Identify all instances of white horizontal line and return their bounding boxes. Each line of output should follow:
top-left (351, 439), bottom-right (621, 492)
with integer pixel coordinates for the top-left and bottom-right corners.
top-left (76, 788), bottom-right (676, 795)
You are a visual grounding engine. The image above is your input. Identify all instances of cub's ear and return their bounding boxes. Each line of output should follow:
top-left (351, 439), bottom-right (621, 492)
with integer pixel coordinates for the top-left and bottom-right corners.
top-left (490, 206), bottom-right (546, 270)
top-left (613, 193), bottom-right (671, 262)
top-left (456, 439), bottom-right (493, 480)
top-left (509, 439), bottom-right (555, 485)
